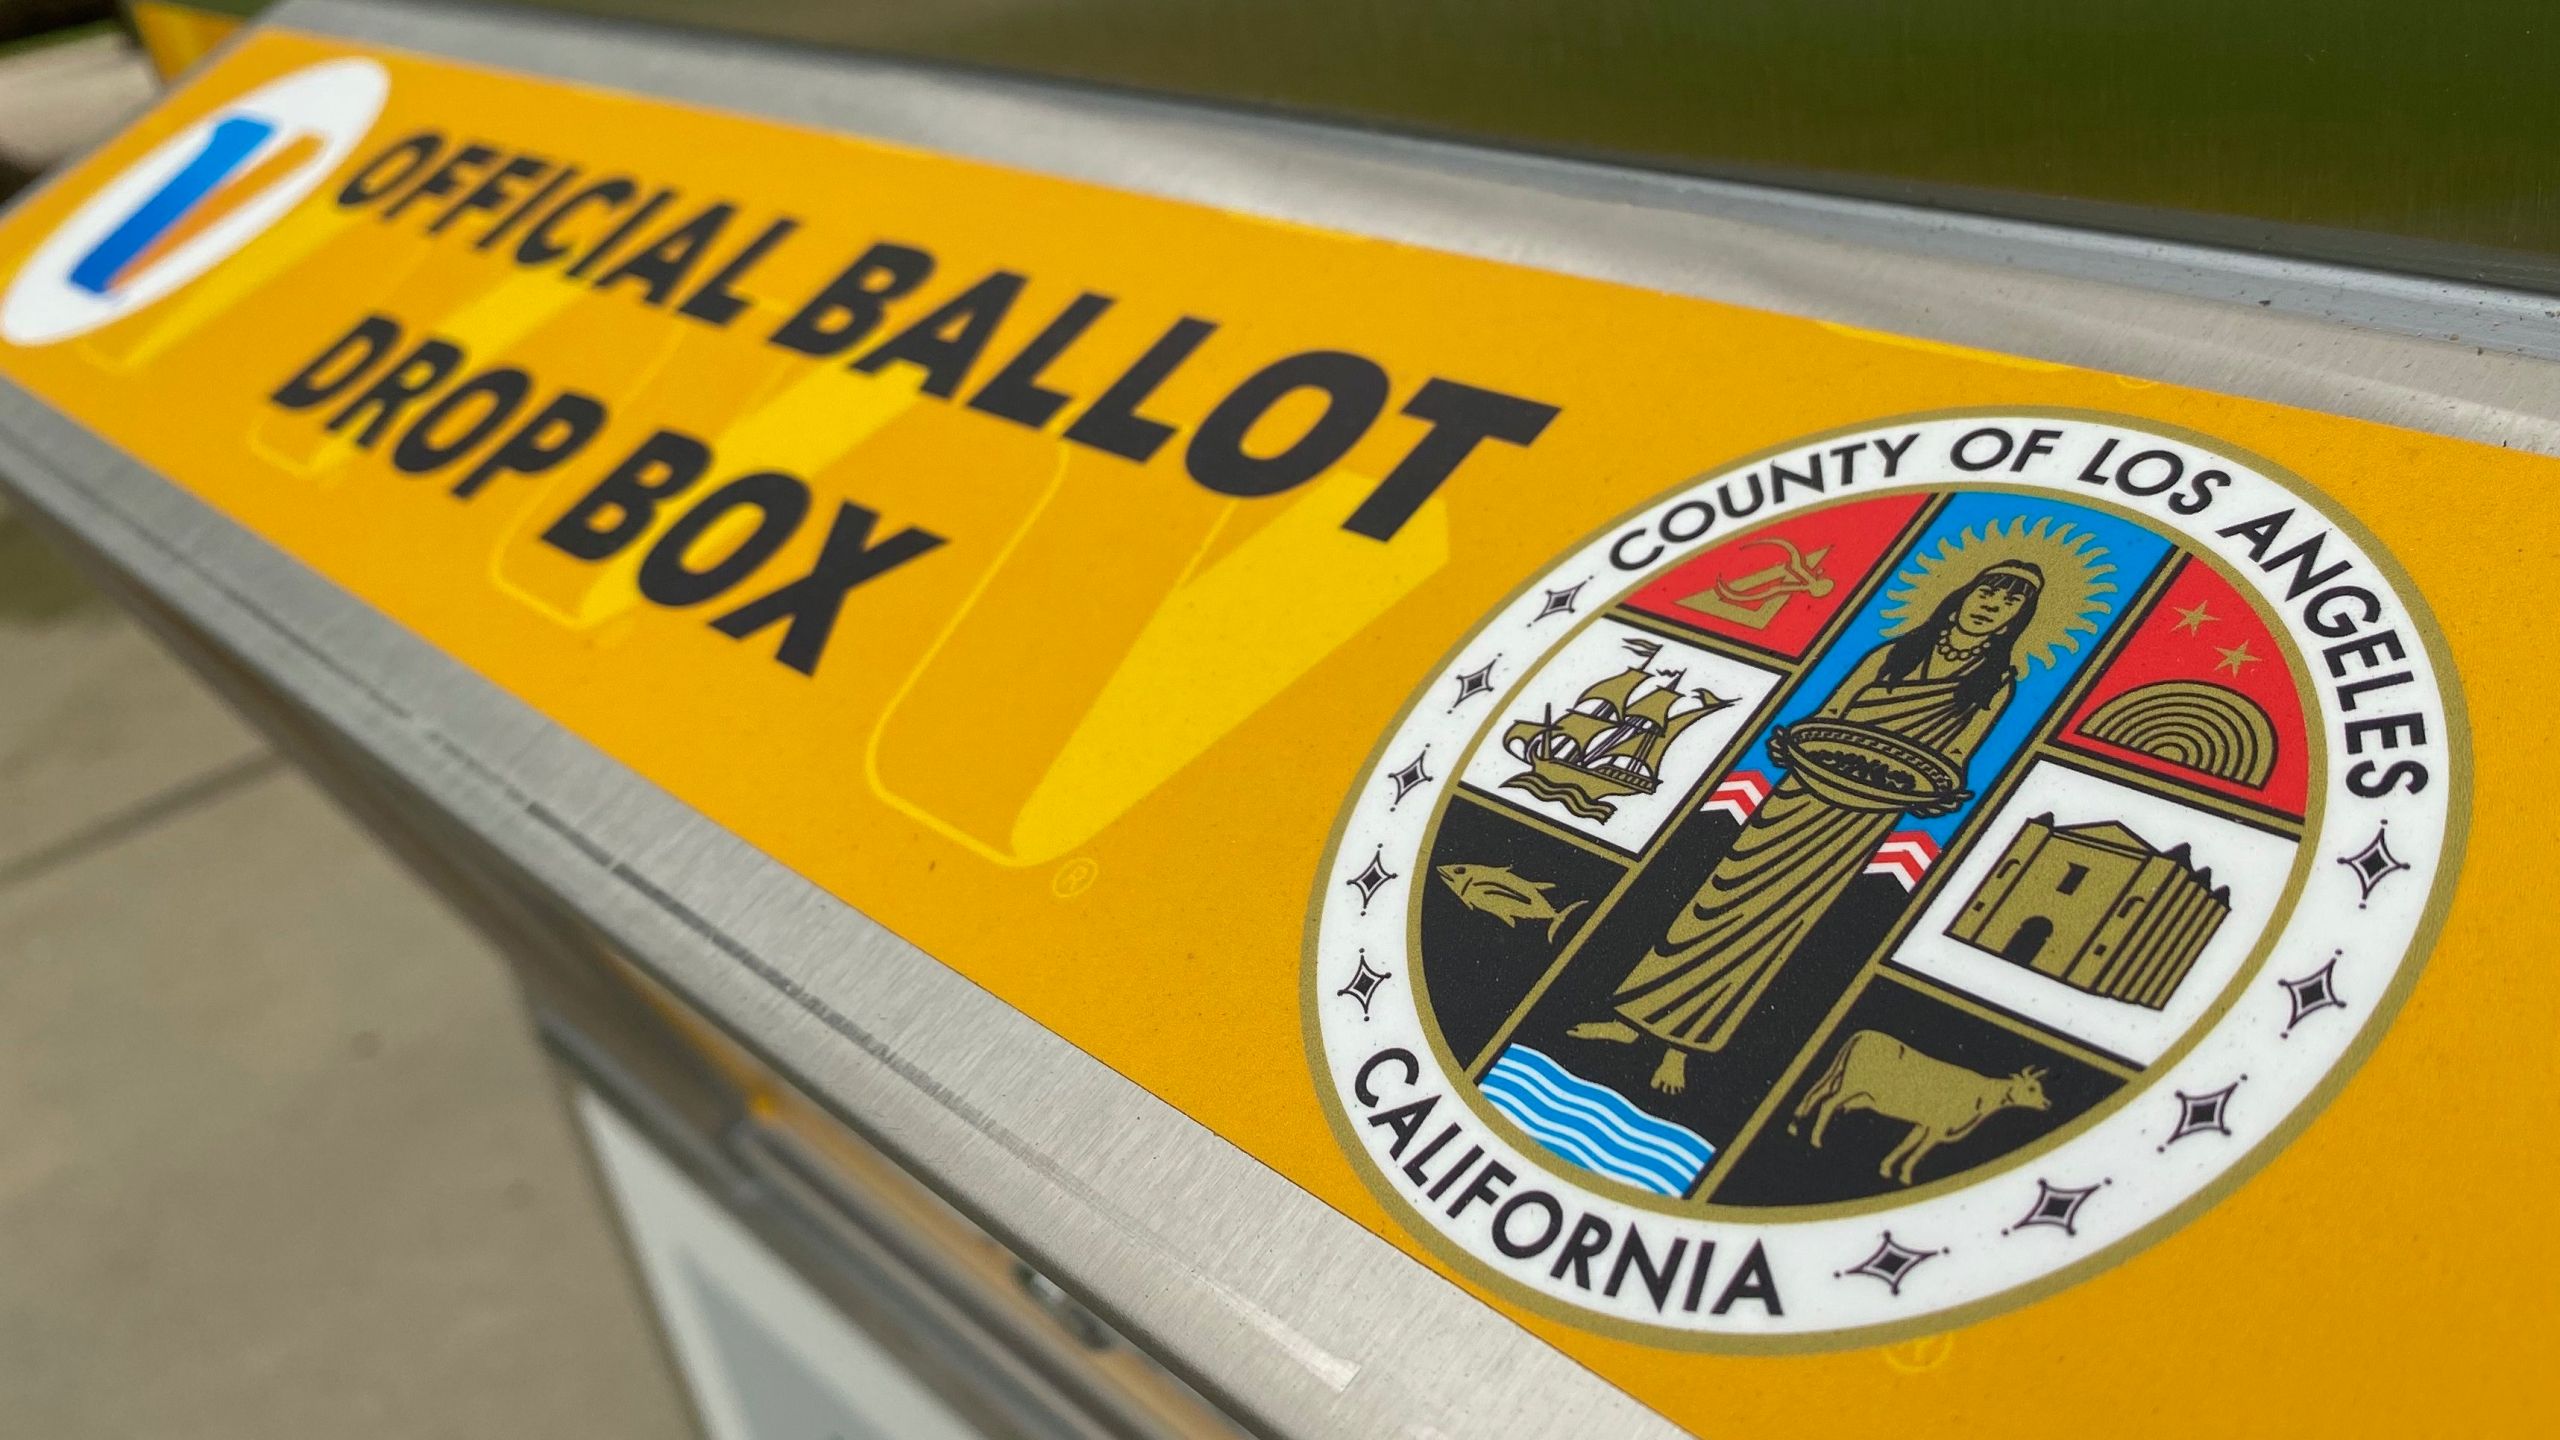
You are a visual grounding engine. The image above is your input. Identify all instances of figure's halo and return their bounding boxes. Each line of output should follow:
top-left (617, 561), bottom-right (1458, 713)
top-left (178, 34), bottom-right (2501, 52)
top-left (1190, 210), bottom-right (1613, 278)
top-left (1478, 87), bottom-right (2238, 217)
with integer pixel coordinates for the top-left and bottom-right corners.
top-left (1881, 515), bottom-right (2116, 670)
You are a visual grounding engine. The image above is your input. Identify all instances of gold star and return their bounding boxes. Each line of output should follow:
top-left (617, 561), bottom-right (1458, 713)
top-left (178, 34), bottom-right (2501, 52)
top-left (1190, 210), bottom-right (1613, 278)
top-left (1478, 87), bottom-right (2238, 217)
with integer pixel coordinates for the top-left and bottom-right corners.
top-left (2172, 600), bottom-right (2217, 635)
top-left (2213, 641), bottom-right (2262, 676)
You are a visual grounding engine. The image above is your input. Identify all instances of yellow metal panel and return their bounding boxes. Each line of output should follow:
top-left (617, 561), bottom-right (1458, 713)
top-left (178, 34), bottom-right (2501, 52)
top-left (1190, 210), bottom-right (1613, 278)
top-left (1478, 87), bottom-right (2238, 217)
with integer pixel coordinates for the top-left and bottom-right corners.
top-left (0, 31), bottom-right (2531, 1434)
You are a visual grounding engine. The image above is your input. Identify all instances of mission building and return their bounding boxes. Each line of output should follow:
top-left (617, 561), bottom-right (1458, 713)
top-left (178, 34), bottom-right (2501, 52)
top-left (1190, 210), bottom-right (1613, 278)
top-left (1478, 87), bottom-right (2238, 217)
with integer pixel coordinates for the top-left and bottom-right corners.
top-left (1948, 814), bottom-right (2231, 1010)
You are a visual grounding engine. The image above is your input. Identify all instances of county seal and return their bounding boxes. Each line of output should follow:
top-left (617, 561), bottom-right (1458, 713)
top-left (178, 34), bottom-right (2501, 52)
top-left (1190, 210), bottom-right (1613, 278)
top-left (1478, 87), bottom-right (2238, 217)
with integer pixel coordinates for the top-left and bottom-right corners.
top-left (1306, 411), bottom-right (2464, 1346)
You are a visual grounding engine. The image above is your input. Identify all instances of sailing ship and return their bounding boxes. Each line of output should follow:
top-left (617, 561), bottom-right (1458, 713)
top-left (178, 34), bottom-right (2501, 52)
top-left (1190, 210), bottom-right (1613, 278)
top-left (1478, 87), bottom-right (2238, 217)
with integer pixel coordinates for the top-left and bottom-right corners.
top-left (1501, 639), bottom-right (1732, 822)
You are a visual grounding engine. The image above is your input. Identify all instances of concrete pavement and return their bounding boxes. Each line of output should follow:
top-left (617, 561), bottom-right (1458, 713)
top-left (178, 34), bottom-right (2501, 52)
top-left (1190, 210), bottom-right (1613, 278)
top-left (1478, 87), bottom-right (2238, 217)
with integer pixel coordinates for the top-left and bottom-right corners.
top-left (0, 35), bottom-right (690, 1435)
top-left (0, 512), bottom-right (697, 1435)
top-left (0, 28), bottom-right (157, 190)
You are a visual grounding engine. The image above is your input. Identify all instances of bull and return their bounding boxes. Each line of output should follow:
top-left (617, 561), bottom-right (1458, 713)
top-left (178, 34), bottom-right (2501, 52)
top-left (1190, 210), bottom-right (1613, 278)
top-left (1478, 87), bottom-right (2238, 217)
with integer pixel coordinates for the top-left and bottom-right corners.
top-left (1788, 1029), bottom-right (2050, 1185)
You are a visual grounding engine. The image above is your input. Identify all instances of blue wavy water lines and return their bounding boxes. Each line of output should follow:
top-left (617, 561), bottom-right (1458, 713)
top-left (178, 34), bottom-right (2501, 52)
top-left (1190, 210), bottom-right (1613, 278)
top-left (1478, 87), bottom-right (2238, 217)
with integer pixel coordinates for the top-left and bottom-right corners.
top-left (1479, 1046), bottom-right (1715, 1197)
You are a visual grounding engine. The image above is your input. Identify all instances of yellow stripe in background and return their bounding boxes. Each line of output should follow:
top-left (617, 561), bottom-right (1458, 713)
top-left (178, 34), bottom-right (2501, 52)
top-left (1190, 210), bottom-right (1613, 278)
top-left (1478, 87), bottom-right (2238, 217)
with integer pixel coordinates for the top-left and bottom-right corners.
top-left (127, 1), bottom-right (243, 82)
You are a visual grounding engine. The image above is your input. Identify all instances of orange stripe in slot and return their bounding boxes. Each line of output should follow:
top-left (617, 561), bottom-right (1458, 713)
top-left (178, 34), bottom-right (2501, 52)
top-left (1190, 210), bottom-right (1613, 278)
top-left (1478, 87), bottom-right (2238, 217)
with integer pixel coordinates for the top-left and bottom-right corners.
top-left (106, 132), bottom-right (325, 290)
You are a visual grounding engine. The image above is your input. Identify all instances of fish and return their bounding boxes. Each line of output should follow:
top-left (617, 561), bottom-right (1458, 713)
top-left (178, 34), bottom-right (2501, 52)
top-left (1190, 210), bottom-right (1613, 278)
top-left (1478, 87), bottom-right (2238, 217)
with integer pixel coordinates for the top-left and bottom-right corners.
top-left (1435, 862), bottom-right (1589, 944)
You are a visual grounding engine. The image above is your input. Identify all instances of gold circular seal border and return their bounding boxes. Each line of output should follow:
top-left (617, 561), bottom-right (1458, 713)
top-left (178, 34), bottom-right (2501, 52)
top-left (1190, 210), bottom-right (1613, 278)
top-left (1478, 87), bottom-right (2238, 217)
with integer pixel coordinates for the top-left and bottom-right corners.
top-left (1396, 481), bottom-right (2324, 1222)
top-left (1300, 405), bottom-right (2473, 1353)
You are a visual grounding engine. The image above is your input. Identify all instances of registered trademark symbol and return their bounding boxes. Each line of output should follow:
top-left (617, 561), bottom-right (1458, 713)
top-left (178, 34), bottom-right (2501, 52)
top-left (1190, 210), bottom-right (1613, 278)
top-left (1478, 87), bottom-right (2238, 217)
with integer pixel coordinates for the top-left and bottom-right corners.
top-left (1052, 856), bottom-right (1099, 899)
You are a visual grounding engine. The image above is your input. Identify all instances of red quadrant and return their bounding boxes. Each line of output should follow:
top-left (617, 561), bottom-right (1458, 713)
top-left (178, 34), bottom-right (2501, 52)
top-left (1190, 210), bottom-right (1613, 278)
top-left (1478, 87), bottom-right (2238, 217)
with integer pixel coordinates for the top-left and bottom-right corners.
top-left (1622, 492), bottom-right (1930, 658)
top-left (2062, 556), bottom-right (2311, 816)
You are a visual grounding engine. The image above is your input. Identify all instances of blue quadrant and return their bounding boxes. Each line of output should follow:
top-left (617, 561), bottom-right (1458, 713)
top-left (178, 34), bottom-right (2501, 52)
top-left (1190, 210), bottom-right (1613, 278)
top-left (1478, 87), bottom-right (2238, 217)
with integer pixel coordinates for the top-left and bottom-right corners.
top-left (1721, 491), bottom-right (2171, 844)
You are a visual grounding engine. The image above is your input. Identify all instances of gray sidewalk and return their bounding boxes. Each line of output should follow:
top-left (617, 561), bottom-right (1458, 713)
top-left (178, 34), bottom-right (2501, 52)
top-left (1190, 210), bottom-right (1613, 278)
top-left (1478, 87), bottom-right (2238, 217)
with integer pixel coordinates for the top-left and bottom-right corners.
top-left (0, 27), bottom-right (157, 195)
top-left (0, 502), bottom-right (694, 1434)
top-left (0, 31), bottom-right (685, 1436)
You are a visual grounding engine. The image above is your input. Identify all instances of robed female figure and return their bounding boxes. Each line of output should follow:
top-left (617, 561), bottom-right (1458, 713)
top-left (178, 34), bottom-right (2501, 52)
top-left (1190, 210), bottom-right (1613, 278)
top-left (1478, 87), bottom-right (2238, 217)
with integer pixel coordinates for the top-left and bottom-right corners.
top-left (1573, 561), bottom-right (2046, 1093)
